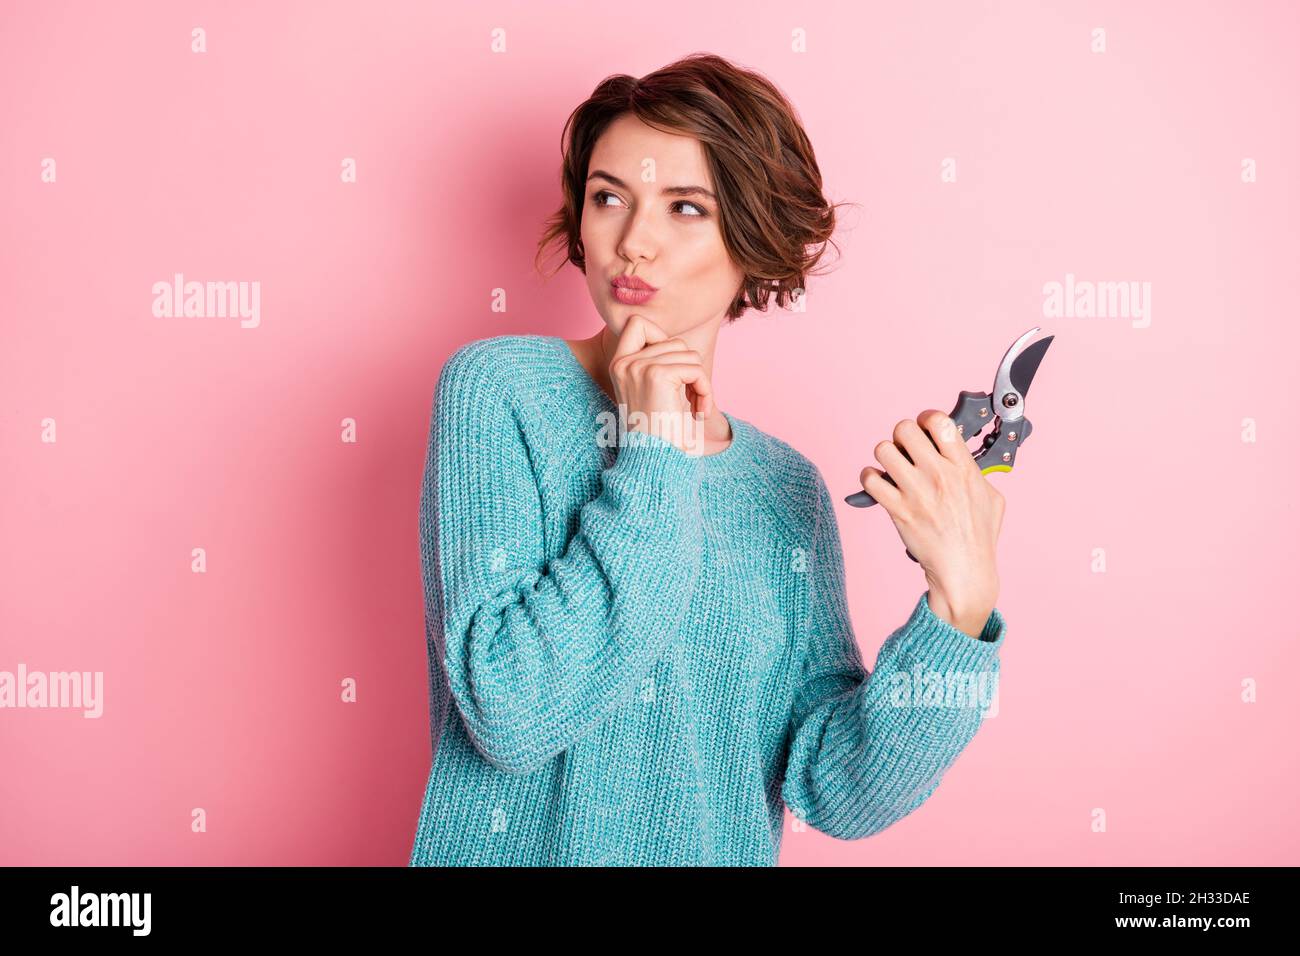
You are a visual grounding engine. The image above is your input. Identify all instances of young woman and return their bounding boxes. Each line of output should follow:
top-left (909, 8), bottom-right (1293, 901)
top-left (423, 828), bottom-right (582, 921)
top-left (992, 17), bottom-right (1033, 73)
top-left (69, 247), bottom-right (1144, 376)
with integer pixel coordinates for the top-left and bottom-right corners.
top-left (409, 53), bottom-right (1007, 867)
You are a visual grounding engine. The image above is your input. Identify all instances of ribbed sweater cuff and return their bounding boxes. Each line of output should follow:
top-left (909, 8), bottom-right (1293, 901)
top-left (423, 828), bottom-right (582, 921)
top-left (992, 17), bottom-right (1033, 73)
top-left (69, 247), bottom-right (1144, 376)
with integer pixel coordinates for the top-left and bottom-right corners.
top-left (889, 590), bottom-right (1007, 672)
top-left (614, 429), bottom-right (703, 484)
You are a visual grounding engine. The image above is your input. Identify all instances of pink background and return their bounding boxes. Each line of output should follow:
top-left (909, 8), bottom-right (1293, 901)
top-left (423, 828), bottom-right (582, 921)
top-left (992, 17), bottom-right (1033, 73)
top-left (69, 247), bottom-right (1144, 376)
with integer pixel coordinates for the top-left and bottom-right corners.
top-left (2, 0), bottom-right (1297, 866)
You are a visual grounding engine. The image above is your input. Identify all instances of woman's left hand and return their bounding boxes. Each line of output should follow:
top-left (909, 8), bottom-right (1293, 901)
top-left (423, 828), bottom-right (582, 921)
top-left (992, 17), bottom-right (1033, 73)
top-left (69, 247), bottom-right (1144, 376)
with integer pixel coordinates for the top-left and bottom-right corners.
top-left (859, 409), bottom-right (1004, 638)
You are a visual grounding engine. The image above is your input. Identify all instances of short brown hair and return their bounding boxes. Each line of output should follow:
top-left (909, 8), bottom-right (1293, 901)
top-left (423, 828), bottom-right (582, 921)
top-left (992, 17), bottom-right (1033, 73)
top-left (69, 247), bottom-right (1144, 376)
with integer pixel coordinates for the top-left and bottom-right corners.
top-left (535, 52), bottom-right (853, 321)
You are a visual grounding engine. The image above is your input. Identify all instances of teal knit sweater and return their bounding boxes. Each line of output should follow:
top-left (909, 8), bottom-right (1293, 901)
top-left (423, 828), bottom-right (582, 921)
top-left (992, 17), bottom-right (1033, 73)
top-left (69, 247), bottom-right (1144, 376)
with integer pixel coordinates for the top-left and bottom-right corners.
top-left (408, 334), bottom-right (1007, 866)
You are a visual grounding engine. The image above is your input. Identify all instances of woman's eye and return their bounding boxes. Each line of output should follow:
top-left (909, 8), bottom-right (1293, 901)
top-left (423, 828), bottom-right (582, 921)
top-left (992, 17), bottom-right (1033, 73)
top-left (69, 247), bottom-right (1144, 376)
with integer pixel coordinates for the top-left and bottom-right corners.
top-left (591, 190), bottom-right (708, 218)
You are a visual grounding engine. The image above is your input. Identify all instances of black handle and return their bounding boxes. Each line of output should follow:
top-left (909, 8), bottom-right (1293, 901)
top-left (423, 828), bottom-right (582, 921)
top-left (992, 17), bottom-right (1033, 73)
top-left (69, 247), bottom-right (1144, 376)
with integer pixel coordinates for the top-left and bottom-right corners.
top-left (842, 390), bottom-right (997, 563)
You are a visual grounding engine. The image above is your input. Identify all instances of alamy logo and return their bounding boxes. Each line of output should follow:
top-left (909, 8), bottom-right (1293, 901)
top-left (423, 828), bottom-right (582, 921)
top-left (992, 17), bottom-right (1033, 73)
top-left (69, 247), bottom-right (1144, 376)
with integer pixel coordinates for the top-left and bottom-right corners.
top-left (0, 664), bottom-right (102, 718)
top-left (152, 272), bottom-right (261, 328)
top-left (49, 885), bottom-right (151, 936)
top-left (1042, 272), bottom-right (1151, 328)
top-left (886, 664), bottom-right (999, 718)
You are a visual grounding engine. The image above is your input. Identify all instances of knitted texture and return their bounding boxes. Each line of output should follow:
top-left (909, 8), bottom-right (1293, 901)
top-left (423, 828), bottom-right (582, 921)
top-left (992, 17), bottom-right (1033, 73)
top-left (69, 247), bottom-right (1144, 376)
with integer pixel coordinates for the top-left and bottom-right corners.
top-left (408, 334), bottom-right (1007, 866)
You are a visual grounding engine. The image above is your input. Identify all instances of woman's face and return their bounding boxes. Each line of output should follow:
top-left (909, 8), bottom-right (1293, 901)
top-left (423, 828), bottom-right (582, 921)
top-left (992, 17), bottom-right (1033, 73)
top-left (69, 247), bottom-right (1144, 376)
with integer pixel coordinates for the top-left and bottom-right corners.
top-left (580, 112), bottom-right (745, 338)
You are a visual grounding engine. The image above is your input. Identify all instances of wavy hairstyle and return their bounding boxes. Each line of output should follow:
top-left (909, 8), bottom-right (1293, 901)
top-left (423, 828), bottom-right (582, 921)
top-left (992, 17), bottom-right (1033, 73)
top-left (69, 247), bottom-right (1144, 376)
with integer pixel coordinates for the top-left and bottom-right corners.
top-left (535, 52), bottom-right (854, 321)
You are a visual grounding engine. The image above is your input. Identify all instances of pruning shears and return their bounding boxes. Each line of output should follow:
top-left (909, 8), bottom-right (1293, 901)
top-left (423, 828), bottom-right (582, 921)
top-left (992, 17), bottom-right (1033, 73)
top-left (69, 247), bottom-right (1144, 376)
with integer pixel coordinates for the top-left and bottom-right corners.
top-left (845, 326), bottom-right (1055, 562)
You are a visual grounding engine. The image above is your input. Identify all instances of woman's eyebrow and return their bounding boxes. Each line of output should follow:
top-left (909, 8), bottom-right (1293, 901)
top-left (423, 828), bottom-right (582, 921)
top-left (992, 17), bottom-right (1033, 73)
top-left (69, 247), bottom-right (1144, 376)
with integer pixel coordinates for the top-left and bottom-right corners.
top-left (587, 169), bottom-right (717, 202)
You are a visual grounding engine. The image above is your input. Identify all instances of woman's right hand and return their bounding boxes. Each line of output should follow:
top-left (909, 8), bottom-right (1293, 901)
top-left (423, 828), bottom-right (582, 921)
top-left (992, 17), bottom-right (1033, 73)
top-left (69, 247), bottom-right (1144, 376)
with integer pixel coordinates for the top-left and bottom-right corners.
top-left (607, 314), bottom-right (714, 454)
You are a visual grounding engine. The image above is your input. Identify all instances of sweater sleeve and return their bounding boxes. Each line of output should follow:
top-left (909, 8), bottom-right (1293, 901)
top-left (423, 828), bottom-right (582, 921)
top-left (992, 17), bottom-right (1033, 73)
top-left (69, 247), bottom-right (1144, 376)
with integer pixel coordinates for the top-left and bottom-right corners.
top-left (419, 341), bottom-right (706, 774)
top-left (780, 468), bottom-right (1007, 840)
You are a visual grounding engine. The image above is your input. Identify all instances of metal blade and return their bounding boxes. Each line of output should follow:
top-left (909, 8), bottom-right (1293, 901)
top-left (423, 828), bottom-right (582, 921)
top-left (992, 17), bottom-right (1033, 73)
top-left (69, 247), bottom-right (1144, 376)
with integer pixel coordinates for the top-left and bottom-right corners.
top-left (1009, 335), bottom-right (1054, 398)
top-left (990, 327), bottom-right (1050, 423)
